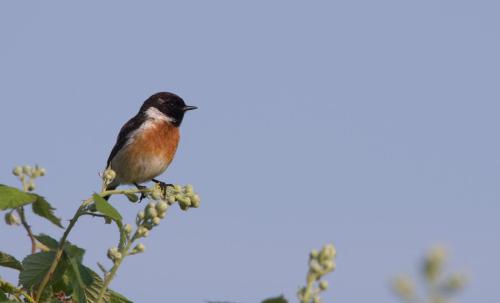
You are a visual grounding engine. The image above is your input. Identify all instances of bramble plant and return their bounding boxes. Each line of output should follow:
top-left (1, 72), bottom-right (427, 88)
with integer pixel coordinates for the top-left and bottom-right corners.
top-left (392, 246), bottom-right (467, 303)
top-left (0, 165), bottom-right (200, 303)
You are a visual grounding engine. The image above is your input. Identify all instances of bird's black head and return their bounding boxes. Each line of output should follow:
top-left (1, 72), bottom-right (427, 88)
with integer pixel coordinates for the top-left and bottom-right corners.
top-left (140, 92), bottom-right (197, 127)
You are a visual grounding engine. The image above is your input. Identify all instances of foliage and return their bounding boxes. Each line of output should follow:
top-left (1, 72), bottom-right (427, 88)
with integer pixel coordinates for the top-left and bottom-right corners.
top-left (0, 165), bottom-right (200, 303)
top-left (392, 246), bottom-right (467, 303)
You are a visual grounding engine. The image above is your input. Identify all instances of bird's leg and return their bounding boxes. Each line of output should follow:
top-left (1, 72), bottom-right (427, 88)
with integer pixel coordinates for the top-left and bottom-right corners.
top-left (152, 178), bottom-right (172, 195)
top-left (134, 183), bottom-right (148, 202)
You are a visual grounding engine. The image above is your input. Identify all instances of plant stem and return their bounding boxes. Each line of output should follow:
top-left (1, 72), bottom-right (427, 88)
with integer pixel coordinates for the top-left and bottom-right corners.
top-left (16, 207), bottom-right (36, 254)
top-left (95, 233), bottom-right (134, 303)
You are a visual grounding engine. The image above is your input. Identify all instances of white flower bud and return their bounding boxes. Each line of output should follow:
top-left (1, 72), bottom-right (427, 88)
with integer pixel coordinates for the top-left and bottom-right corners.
top-left (22, 165), bottom-right (32, 175)
top-left (156, 201), bottom-right (168, 212)
top-left (137, 226), bottom-right (149, 238)
top-left (173, 185), bottom-right (182, 192)
top-left (167, 195), bottom-right (176, 204)
top-left (157, 211), bottom-right (166, 219)
top-left (38, 168), bottom-right (46, 176)
top-left (134, 243), bottom-right (145, 253)
top-left (185, 184), bottom-right (194, 195)
top-left (4, 212), bottom-right (20, 226)
top-left (309, 259), bottom-right (322, 273)
top-left (103, 169), bottom-right (116, 183)
top-left (319, 280), bottom-right (329, 291)
top-left (152, 217), bottom-right (161, 225)
top-left (27, 181), bottom-right (36, 192)
top-left (191, 194), bottom-right (201, 205)
top-left (146, 206), bottom-right (158, 219)
top-left (323, 244), bottom-right (336, 258)
top-left (124, 224), bottom-right (133, 234)
top-left (12, 166), bottom-right (23, 176)
top-left (137, 211), bottom-right (145, 221)
top-left (310, 249), bottom-right (319, 259)
top-left (323, 260), bottom-right (335, 272)
top-left (151, 188), bottom-right (162, 200)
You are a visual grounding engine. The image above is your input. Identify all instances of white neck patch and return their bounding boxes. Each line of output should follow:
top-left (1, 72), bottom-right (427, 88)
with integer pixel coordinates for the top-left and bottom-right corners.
top-left (145, 107), bottom-right (174, 123)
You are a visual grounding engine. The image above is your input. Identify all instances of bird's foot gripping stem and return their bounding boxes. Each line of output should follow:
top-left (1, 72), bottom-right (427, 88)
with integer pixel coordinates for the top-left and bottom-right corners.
top-left (152, 179), bottom-right (173, 195)
top-left (134, 183), bottom-right (148, 202)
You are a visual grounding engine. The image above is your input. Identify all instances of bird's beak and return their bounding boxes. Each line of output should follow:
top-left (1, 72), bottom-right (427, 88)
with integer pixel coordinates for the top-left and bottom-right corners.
top-left (183, 105), bottom-right (198, 112)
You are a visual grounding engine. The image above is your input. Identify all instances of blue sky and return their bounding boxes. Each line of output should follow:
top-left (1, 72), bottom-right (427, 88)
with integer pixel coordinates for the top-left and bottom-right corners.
top-left (1, 1), bottom-right (499, 302)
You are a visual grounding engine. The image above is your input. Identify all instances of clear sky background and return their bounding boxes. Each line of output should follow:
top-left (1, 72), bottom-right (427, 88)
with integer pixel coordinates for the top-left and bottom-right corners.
top-left (0, 1), bottom-right (499, 302)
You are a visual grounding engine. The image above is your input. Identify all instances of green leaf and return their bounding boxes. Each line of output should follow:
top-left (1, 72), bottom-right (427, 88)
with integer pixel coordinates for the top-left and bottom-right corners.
top-left (109, 290), bottom-right (133, 303)
top-left (31, 195), bottom-right (63, 228)
top-left (35, 234), bottom-right (59, 250)
top-left (67, 257), bottom-right (93, 303)
top-left (64, 243), bottom-right (86, 263)
top-left (0, 184), bottom-right (36, 210)
top-left (262, 295), bottom-right (288, 303)
top-left (93, 194), bottom-right (122, 222)
top-left (0, 251), bottom-right (22, 271)
top-left (84, 269), bottom-right (110, 303)
top-left (19, 252), bottom-right (56, 289)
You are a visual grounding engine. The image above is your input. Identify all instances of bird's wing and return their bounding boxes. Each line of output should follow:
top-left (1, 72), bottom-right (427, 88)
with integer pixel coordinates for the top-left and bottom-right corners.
top-left (106, 113), bottom-right (145, 167)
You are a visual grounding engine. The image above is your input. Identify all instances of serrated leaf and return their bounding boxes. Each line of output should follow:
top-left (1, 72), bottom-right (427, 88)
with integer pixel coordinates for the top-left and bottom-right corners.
top-left (35, 234), bottom-right (59, 250)
top-left (64, 243), bottom-right (86, 263)
top-left (84, 269), bottom-right (110, 303)
top-left (67, 257), bottom-right (93, 303)
top-left (0, 251), bottom-right (22, 271)
top-left (31, 195), bottom-right (63, 228)
top-left (109, 290), bottom-right (133, 303)
top-left (19, 252), bottom-right (56, 289)
top-left (93, 194), bottom-right (122, 222)
top-left (262, 295), bottom-right (288, 303)
top-left (0, 184), bottom-right (36, 210)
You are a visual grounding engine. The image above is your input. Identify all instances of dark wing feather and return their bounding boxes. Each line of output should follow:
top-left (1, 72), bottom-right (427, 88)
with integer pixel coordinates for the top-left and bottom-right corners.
top-left (106, 113), bottom-right (145, 166)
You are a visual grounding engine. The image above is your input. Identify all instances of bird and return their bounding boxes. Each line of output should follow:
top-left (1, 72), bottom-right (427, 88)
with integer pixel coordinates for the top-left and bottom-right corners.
top-left (105, 92), bottom-right (197, 199)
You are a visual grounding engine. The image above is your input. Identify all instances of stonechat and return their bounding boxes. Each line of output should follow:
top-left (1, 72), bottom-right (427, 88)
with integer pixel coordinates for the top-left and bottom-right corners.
top-left (105, 92), bottom-right (196, 196)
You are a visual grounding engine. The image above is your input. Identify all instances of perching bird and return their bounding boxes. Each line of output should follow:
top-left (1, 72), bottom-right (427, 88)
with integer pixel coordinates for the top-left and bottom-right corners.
top-left (105, 92), bottom-right (197, 197)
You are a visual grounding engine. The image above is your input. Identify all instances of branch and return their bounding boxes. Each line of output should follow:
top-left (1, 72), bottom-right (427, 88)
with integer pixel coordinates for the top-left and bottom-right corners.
top-left (16, 207), bottom-right (37, 254)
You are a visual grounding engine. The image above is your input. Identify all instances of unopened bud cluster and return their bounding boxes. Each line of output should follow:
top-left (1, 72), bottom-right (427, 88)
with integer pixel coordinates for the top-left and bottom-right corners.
top-left (298, 243), bottom-right (337, 303)
top-left (107, 247), bottom-right (122, 262)
top-left (152, 184), bottom-right (200, 211)
top-left (12, 165), bottom-right (46, 192)
top-left (392, 246), bottom-right (467, 303)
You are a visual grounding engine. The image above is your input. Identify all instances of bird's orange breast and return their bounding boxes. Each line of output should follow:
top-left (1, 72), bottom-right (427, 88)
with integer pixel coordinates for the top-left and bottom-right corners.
top-left (129, 121), bottom-right (180, 164)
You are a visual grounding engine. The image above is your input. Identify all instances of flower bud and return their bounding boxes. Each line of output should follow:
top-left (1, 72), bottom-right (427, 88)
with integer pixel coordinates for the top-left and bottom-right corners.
top-left (134, 243), bottom-right (145, 253)
top-left (151, 188), bottom-right (162, 200)
top-left (103, 169), bottom-right (116, 183)
top-left (146, 206), bottom-right (158, 218)
top-left (124, 224), bottom-right (133, 234)
top-left (107, 247), bottom-right (119, 260)
top-left (156, 201), bottom-right (168, 212)
top-left (27, 181), bottom-right (36, 192)
top-left (137, 226), bottom-right (149, 238)
top-left (323, 244), bottom-right (336, 258)
top-left (157, 211), bottom-right (166, 219)
top-left (137, 211), bottom-right (145, 221)
top-left (191, 194), bottom-right (201, 207)
top-left (167, 195), bottom-right (176, 204)
top-left (319, 280), bottom-right (329, 291)
top-left (185, 184), bottom-right (194, 195)
top-left (22, 165), bottom-right (32, 175)
top-left (39, 168), bottom-right (46, 176)
top-left (173, 185), bottom-right (182, 192)
top-left (178, 197), bottom-right (191, 208)
top-left (310, 249), bottom-right (319, 259)
top-left (4, 212), bottom-right (20, 226)
top-left (12, 166), bottom-right (23, 176)
top-left (309, 259), bottom-right (322, 274)
top-left (152, 217), bottom-right (161, 225)
top-left (323, 260), bottom-right (335, 272)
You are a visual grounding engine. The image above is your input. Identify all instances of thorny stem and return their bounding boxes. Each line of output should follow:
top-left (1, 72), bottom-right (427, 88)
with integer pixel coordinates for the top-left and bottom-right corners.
top-left (34, 187), bottom-right (152, 303)
top-left (16, 207), bottom-right (36, 254)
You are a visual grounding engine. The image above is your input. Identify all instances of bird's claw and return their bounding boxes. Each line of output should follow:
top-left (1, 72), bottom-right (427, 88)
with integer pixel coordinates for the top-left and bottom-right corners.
top-left (134, 183), bottom-right (148, 202)
top-left (152, 179), bottom-right (173, 196)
